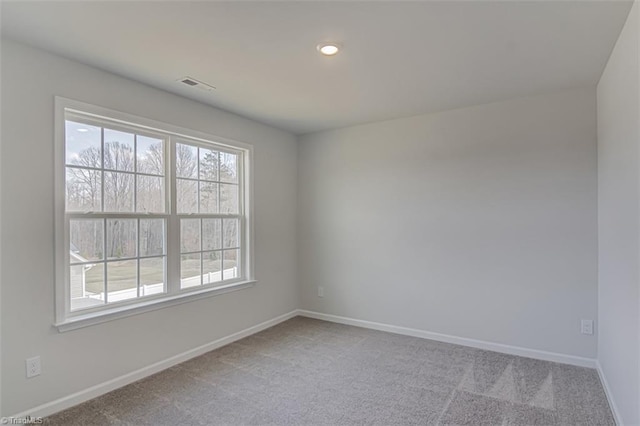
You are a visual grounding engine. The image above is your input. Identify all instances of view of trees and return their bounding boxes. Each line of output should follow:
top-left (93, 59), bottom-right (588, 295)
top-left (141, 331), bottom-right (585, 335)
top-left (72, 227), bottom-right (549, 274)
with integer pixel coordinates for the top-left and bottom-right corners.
top-left (66, 139), bottom-right (164, 213)
top-left (68, 136), bottom-right (165, 264)
top-left (67, 125), bottom-right (241, 297)
top-left (175, 142), bottom-right (241, 286)
top-left (175, 142), bottom-right (238, 214)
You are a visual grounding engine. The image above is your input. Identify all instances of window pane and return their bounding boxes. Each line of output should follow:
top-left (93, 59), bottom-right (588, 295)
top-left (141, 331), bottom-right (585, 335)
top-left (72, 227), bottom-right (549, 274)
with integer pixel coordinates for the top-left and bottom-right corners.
top-left (136, 175), bottom-right (165, 213)
top-left (203, 219), bottom-right (222, 251)
top-left (222, 249), bottom-right (240, 280)
top-left (66, 167), bottom-right (101, 212)
top-left (104, 129), bottom-right (134, 172)
top-left (139, 257), bottom-right (165, 296)
top-left (66, 121), bottom-right (101, 167)
top-left (107, 219), bottom-right (137, 259)
top-left (199, 148), bottom-right (218, 181)
top-left (70, 219), bottom-right (104, 262)
top-left (180, 219), bottom-right (200, 253)
top-left (176, 143), bottom-right (198, 178)
top-left (181, 253), bottom-right (201, 288)
top-left (199, 182), bottom-right (218, 214)
top-left (223, 219), bottom-right (239, 249)
top-left (203, 251), bottom-right (222, 285)
top-left (140, 219), bottom-right (164, 257)
top-left (177, 178), bottom-right (198, 214)
top-left (220, 184), bottom-right (239, 214)
top-left (84, 263), bottom-right (105, 295)
top-left (70, 263), bottom-right (105, 311)
top-left (137, 136), bottom-right (164, 175)
top-left (106, 260), bottom-right (138, 302)
top-left (104, 171), bottom-right (134, 212)
top-left (220, 152), bottom-right (238, 183)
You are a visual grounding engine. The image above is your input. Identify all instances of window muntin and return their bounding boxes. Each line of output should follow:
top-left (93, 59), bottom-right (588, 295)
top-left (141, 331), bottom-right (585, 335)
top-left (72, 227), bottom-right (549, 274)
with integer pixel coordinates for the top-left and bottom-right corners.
top-left (179, 217), bottom-right (241, 288)
top-left (65, 115), bottom-right (169, 311)
top-left (59, 103), bottom-right (251, 323)
top-left (175, 141), bottom-right (242, 289)
top-left (65, 117), bottom-right (167, 215)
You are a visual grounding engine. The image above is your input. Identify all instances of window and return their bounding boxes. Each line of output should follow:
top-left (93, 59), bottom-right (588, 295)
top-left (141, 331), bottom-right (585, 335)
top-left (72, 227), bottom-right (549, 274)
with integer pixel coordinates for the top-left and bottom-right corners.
top-left (175, 142), bottom-right (242, 288)
top-left (55, 98), bottom-right (254, 330)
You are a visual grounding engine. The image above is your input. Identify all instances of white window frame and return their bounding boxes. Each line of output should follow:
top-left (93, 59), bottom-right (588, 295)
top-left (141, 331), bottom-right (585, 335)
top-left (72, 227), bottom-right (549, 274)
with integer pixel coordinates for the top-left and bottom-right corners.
top-left (54, 97), bottom-right (255, 332)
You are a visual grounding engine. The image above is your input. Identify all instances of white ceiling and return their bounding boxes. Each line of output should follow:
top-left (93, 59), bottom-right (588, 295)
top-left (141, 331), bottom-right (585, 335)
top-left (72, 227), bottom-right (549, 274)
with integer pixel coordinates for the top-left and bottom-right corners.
top-left (1, 1), bottom-right (633, 135)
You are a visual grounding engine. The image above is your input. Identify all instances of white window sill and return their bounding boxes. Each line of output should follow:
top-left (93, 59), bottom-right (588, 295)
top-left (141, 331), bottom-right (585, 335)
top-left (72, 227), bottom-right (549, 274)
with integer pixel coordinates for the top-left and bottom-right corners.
top-left (54, 280), bottom-right (257, 332)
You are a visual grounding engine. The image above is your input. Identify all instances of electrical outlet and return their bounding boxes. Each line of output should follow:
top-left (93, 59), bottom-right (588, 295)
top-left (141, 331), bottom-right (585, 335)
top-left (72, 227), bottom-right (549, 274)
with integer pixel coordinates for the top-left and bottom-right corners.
top-left (581, 319), bottom-right (594, 335)
top-left (26, 356), bottom-right (41, 378)
top-left (317, 286), bottom-right (324, 298)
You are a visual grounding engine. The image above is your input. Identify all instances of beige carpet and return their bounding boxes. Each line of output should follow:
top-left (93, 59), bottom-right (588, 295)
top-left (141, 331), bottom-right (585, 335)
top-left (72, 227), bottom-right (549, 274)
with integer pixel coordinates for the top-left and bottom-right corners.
top-left (45, 316), bottom-right (614, 425)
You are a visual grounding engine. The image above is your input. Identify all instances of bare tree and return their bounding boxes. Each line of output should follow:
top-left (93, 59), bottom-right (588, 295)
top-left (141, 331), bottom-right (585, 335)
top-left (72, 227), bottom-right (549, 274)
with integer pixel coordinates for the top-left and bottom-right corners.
top-left (68, 140), bottom-right (239, 278)
top-left (103, 141), bottom-right (134, 212)
top-left (176, 143), bottom-right (197, 178)
top-left (67, 146), bottom-right (101, 211)
top-left (176, 144), bottom-right (198, 213)
top-left (138, 143), bottom-right (164, 176)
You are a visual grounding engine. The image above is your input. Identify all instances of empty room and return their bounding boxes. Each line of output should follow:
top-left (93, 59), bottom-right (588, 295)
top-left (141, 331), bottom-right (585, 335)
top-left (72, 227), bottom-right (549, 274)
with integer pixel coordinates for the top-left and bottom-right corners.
top-left (0, 0), bottom-right (639, 425)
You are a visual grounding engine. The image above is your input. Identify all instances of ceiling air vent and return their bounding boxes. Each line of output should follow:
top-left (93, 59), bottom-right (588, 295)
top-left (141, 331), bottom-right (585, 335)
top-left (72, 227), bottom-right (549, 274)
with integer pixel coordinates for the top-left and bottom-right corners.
top-left (177, 76), bottom-right (216, 91)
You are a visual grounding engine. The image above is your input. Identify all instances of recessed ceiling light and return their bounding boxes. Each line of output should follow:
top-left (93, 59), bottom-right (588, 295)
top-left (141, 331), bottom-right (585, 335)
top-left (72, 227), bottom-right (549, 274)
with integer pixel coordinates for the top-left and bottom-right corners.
top-left (317, 42), bottom-right (341, 56)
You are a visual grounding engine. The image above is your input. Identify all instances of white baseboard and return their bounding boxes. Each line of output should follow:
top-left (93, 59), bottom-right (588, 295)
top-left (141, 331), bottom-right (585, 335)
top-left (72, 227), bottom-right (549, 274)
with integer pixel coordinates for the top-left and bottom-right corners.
top-left (297, 309), bottom-right (597, 368)
top-left (596, 361), bottom-right (623, 426)
top-left (10, 310), bottom-right (299, 420)
top-left (12, 308), bottom-right (601, 421)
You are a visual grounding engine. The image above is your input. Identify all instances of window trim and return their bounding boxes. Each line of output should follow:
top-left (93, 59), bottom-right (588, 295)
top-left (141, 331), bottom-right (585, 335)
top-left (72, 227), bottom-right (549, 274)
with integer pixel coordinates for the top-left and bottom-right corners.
top-left (54, 96), bottom-right (255, 332)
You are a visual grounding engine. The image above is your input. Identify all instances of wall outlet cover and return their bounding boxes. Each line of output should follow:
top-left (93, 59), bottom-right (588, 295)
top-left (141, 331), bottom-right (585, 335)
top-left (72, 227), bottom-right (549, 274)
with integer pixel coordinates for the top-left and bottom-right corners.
top-left (580, 319), bottom-right (594, 335)
top-left (26, 356), bottom-right (41, 378)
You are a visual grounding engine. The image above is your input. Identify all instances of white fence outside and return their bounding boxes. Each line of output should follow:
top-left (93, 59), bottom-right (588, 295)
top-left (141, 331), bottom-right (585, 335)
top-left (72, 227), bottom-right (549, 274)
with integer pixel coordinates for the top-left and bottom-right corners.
top-left (72, 267), bottom-right (238, 306)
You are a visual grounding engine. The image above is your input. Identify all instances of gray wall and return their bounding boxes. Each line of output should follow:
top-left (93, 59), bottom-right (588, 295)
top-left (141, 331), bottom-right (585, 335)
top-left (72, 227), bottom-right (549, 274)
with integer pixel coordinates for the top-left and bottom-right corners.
top-left (298, 87), bottom-right (598, 358)
top-left (597, 1), bottom-right (640, 424)
top-left (0, 39), bottom-right (298, 416)
top-left (4, 28), bottom-right (634, 418)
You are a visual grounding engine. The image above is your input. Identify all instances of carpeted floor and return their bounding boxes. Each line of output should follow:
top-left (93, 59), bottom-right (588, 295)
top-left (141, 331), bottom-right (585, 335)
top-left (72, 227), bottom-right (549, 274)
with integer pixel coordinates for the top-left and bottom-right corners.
top-left (45, 317), bottom-right (614, 425)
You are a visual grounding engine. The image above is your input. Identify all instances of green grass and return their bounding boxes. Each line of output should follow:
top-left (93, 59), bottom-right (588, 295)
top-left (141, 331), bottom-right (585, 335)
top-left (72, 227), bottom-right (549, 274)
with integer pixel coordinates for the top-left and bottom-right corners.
top-left (85, 258), bottom-right (237, 293)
